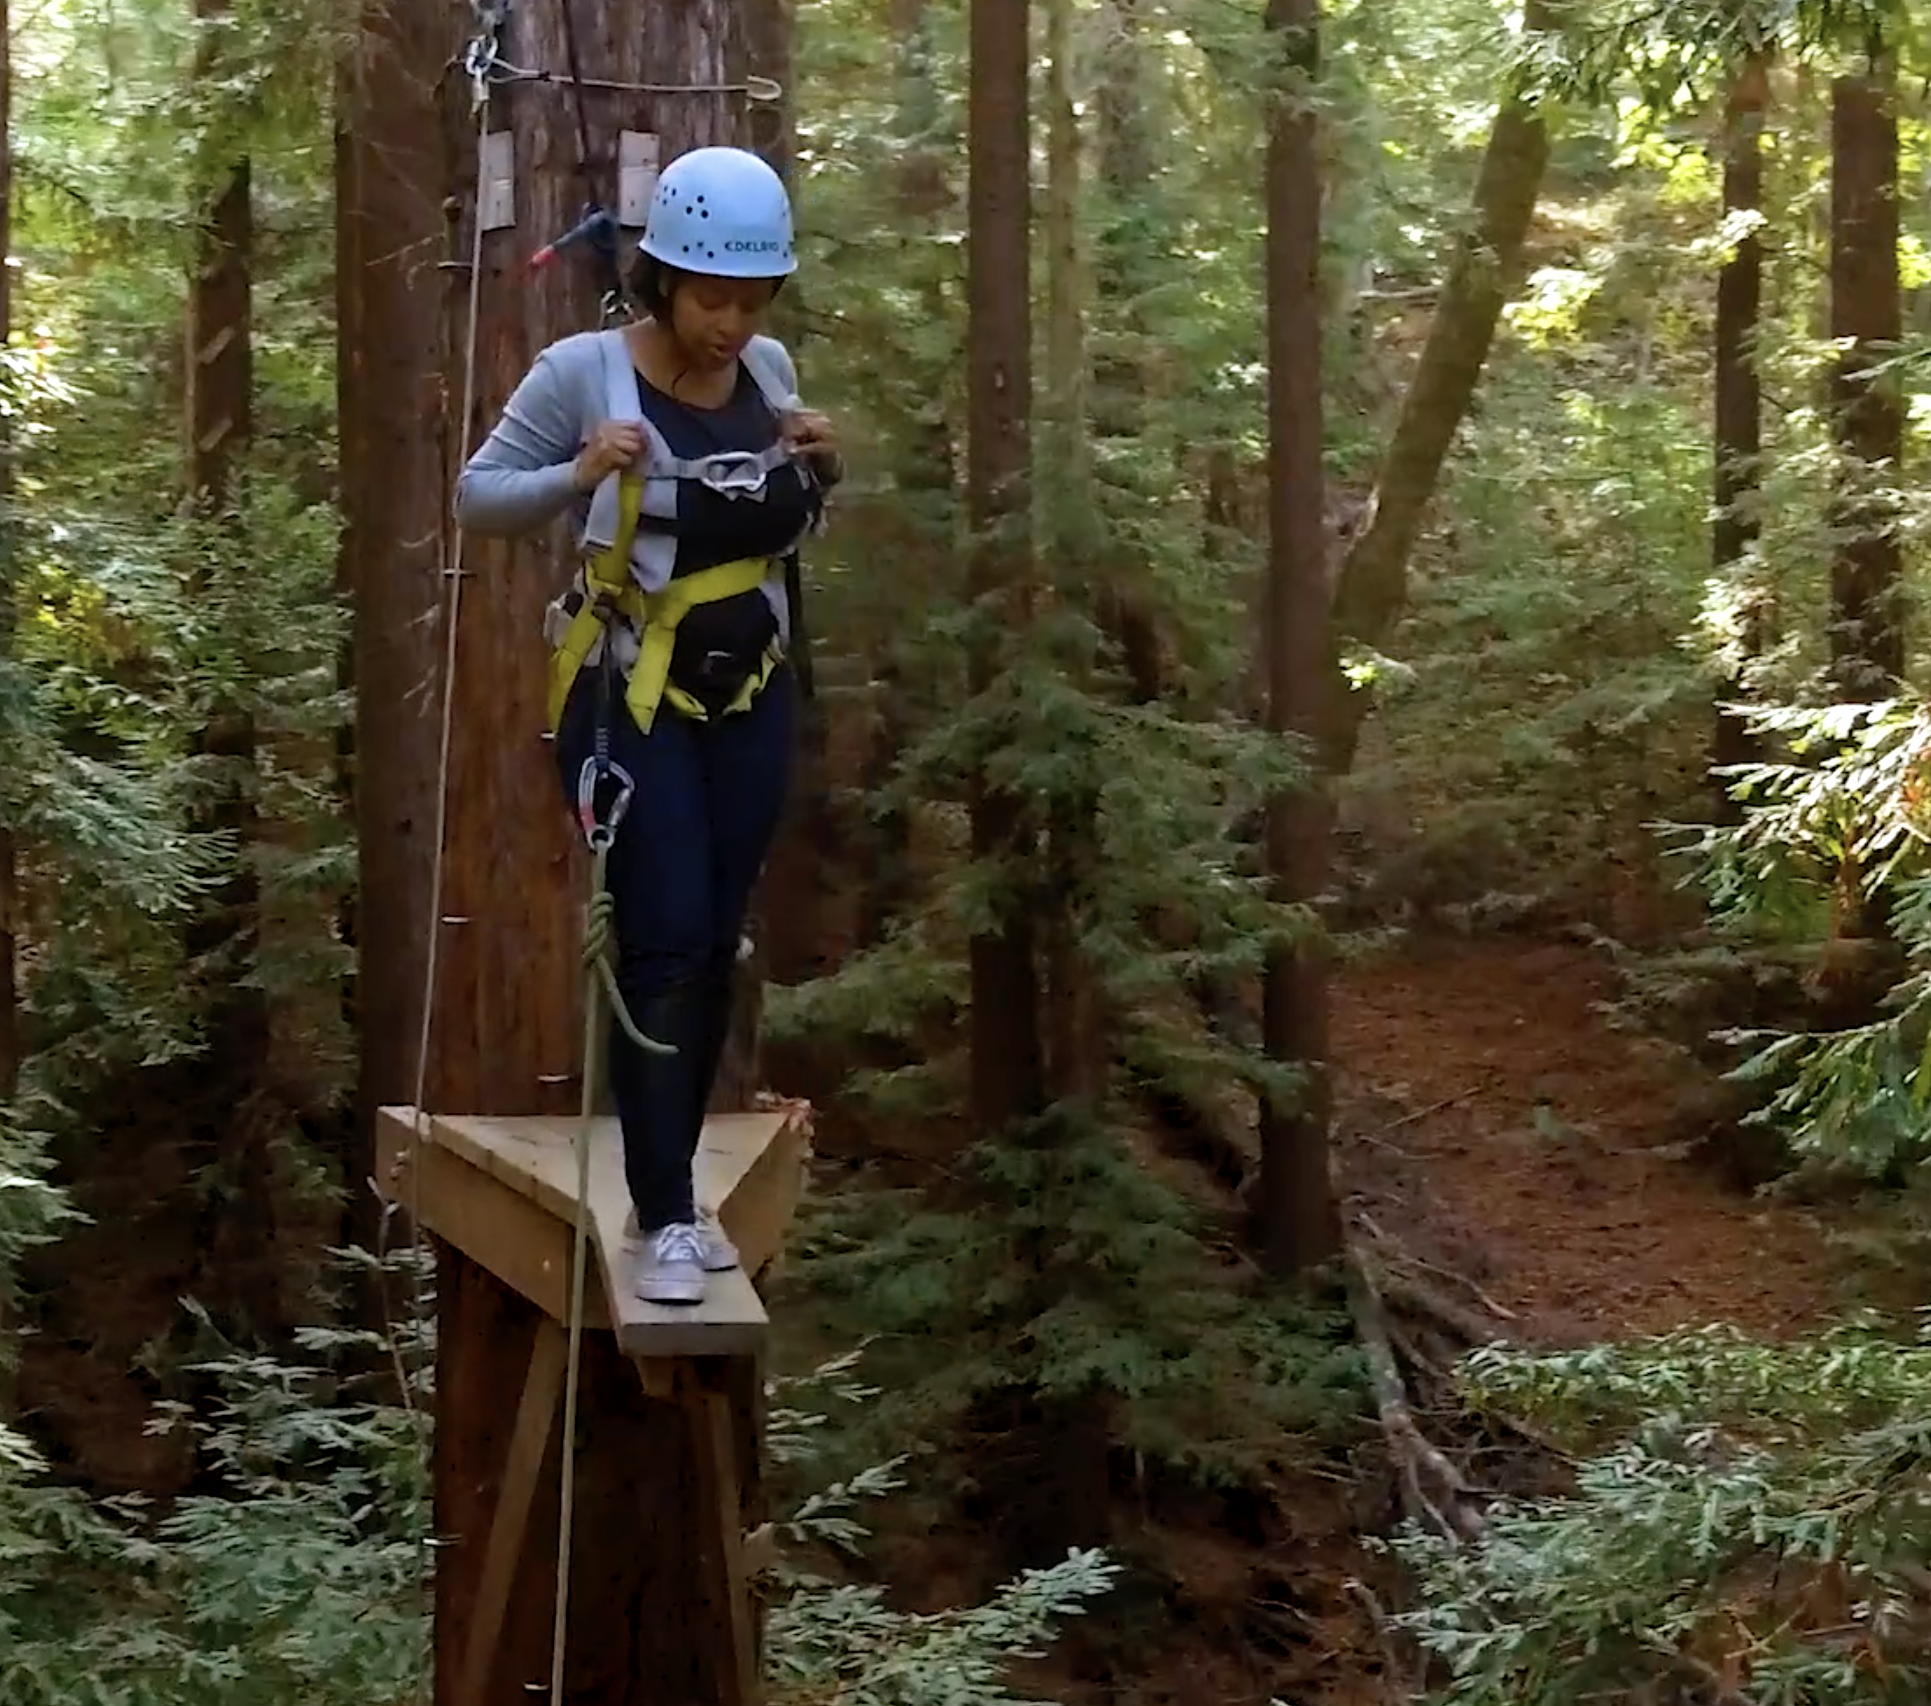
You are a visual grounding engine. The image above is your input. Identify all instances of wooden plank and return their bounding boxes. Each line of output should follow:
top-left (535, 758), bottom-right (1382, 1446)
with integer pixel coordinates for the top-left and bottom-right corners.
top-left (458, 1317), bottom-right (568, 1706)
top-left (375, 1105), bottom-right (807, 1356)
top-left (424, 1111), bottom-right (767, 1354)
top-left (375, 1111), bottom-right (611, 1331)
top-left (708, 1106), bottom-right (812, 1282)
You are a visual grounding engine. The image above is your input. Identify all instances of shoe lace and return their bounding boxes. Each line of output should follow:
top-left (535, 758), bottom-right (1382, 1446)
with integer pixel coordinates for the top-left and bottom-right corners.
top-left (651, 1222), bottom-right (705, 1265)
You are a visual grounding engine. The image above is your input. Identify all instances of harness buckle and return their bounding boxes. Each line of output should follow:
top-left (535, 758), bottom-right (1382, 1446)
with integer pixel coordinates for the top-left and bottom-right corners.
top-left (575, 754), bottom-right (635, 852)
top-left (695, 451), bottom-right (772, 501)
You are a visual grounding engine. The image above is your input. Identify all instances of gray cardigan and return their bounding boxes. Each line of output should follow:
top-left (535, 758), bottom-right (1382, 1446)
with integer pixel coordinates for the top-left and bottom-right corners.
top-left (455, 326), bottom-right (811, 645)
top-left (454, 328), bottom-right (804, 541)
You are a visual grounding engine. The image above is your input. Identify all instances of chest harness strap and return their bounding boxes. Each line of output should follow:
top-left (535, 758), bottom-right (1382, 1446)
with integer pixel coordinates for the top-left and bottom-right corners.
top-left (545, 337), bottom-right (813, 739)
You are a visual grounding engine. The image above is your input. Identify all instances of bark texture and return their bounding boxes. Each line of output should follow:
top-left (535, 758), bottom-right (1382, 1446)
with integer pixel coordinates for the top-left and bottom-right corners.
top-left (1259, 0), bottom-right (1337, 1275)
top-left (338, 0), bottom-right (456, 1201)
top-left (965, 0), bottom-right (1043, 1132)
top-left (0, 0), bottom-right (15, 1102)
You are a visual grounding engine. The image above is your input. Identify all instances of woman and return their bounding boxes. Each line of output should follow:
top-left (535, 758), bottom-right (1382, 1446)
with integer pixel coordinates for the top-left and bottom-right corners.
top-left (455, 146), bottom-right (841, 1306)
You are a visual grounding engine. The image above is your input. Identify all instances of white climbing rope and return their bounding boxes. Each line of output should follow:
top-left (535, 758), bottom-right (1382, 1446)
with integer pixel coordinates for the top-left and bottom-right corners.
top-left (388, 80), bottom-right (492, 1706)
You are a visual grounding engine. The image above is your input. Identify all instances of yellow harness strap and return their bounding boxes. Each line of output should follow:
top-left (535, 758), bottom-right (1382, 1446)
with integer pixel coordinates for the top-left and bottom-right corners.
top-left (547, 471), bottom-right (779, 735)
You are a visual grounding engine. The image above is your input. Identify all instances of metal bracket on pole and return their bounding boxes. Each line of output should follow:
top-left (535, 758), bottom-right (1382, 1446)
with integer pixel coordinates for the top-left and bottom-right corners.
top-left (481, 130), bottom-right (517, 231)
top-left (618, 132), bottom-right (661, 228)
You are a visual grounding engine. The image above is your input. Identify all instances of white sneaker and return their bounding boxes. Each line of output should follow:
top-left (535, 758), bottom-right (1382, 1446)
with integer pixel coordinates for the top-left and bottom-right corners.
top-left (695, 1213), bottom-right (740, 1274)
top-left (634, 1223), bottom-right (707, 1305)
top-left (624, 1209), bottom-right (738, 1273)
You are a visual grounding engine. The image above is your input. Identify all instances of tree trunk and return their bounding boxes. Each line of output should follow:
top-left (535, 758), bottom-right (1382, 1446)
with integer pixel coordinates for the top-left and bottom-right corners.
top-left (0, 0), bottom-right (15, 1105)
top-left (1258, 0), bottom-right (1337, 1276)
top-left (184, 0), bottom-right (275, 1330)
top-left (1042, 0), bottom-right (1087, 532)
top-left (184, 0), bottom-right (259, 1056)
top-left (1827, 56), bottom-right (1903, 696)
top-left (428, 0), bottom-right (756, 1120)
top-left (1040, 0), bottom-right (1104, 1107)
top-left (0, 0), bottom-right (15, 1414)
top-left (966, 0), bottom-right (1042, 1133)
top-left (1326, 0), bottom-right (1552, 769)
top-left (336, 0), bottom-right (452, 1274)
top-left (1709, 51), bottom-right (1769, 817)
top-left (1092, 0), bottom-right (1163, 705)
top-left (853, 0), bottom-right (953, 953)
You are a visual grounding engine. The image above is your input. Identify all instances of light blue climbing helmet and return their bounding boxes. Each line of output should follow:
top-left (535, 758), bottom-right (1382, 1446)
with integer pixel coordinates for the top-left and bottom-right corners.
top-left (639, 147), bottom-right (797, 278)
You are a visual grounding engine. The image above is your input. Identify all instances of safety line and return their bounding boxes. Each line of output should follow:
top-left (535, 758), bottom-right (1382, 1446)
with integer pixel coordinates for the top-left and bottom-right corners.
top-left (388, 82), bottom-right (491, 1706)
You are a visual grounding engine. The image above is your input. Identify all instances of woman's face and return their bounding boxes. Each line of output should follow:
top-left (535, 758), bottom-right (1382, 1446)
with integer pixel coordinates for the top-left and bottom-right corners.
top-left (667, 273), bottom-right (781, 372)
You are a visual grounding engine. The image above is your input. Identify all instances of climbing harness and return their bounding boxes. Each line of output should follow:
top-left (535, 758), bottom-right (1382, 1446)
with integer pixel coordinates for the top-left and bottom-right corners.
top-left (546, 473), bottom-right (784, 736)
top-left (543, 326), bottom-right (816, 739)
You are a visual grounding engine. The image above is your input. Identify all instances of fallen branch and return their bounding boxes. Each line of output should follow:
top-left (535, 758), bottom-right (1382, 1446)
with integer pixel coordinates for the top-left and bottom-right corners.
top-left (1383, 1262), bottom-right (1517, 1348)
top-left (1355, 1211), bottom-right (1517, 1324)
top-left (1367, 1082), bottom-right (1490, 1138)
top-left (1136, 1077), bottom-right (1255, 1194)
top-left (1345, 1240), bottom-right (1487, 1546)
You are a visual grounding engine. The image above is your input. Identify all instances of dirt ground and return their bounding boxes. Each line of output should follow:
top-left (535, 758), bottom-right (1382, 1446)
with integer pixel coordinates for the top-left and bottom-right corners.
top-left (1333, 934), bottom-right (1848, 1348)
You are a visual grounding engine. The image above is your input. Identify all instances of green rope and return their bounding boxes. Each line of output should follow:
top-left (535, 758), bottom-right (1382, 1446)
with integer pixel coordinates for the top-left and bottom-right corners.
top-left (582, 843), bottom-right (676, 1056)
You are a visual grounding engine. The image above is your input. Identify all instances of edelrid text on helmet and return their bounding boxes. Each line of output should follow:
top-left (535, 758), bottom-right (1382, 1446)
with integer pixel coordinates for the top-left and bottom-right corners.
top-left (639, 147), bottom-right (797, 279)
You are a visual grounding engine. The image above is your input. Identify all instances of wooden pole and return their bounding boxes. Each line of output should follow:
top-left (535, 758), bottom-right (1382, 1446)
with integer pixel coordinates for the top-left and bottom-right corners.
top-left (350, 3), bottom-right (783, 1701)
top-left (432, 0), bottom-right (758, 1121)
top-left (337, 0), bottom-right (450, 1243)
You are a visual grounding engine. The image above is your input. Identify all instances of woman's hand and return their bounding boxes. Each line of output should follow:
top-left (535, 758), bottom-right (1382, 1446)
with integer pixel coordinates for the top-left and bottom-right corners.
top-left (573, 421), bottom-right (646, 492)
top-left (782, 409), bottom-right (844, 485)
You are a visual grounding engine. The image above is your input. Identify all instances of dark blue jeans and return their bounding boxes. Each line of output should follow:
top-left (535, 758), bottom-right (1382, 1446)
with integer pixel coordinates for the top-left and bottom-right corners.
top-left (555, 661), bottom-right (795, 1232)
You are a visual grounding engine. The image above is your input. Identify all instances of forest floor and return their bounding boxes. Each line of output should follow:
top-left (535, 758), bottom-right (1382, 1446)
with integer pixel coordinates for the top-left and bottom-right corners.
top-left (817, 928), bottom-right (1871, 1706)
top-left (1331, 933), bottom-right (1851, 1349)
top-left (1093, 930), bottom-right (1864, 1706)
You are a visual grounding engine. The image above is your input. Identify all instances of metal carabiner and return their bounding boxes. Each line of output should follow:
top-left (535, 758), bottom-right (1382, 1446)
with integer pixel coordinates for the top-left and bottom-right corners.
top-left (575, 754), bottom-right (636, 853)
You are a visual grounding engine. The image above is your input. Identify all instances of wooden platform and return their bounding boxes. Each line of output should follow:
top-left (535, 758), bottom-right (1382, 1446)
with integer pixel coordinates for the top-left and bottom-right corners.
top-left (376, 1102), bottom-right (811, 1357)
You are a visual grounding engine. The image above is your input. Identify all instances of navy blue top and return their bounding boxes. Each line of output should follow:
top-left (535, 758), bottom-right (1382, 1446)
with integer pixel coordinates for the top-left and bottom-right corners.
top-left (636, 364), bottom-right (821, 576)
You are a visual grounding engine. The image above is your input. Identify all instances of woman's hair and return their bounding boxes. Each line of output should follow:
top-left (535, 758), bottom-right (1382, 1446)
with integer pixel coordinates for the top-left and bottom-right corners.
top-left (625, 255), bottom-right (785, 320)
top-left (626, 254), bottom-right (676, 318)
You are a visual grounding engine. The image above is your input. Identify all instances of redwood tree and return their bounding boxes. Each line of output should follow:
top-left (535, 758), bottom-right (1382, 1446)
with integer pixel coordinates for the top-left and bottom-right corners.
top-left (1827, 40), bottom-right (1903, 696)
top-left (1258, 0), bottom-right (1337, 1274)
top-left (965, 0), bottom-right (1042, 1132)
top-left (0, 0), bottom-right (14, 1103)
top-left (1709, 50), bottom-right (1769, 814)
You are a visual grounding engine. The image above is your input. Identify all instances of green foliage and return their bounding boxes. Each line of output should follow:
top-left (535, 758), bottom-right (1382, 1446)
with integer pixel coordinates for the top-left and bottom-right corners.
top-left (781, 1103), bottom-right (1363, 1487)
top-left (1393, 1320), bottom-right (1931, 1705)
top-left (0, 1305), bottom-right (429, 1706)
top-left (0, 1304), bottom-right (1111, 1706)
top-left (1659, 699), bottom-right (1931, 1183)
top-left (0, 0), bottom-right (351, 1336)
top-left (767, 1351), bottom-right (1122, 1706)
